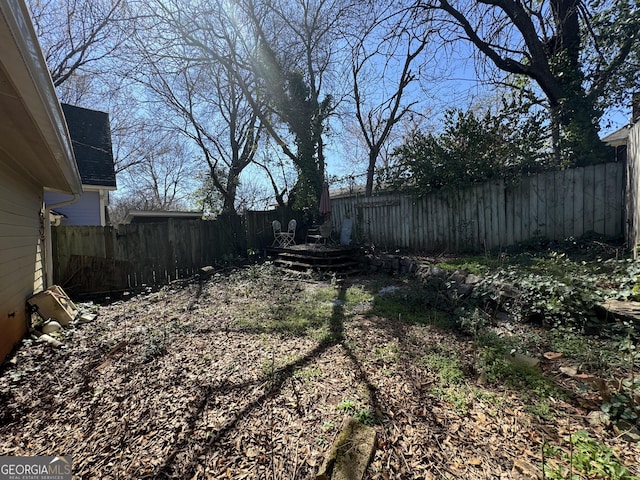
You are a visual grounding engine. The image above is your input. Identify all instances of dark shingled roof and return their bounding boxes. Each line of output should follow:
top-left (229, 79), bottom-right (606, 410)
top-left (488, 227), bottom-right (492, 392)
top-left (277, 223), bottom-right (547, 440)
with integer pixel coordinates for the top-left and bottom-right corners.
top-left (62, 103), bottom-right (116, 188)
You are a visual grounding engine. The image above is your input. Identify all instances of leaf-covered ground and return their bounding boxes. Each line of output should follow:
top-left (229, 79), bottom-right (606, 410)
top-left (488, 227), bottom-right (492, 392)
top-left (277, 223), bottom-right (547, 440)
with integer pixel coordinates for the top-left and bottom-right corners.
top-left (1, 261), bottom-right (639, 479)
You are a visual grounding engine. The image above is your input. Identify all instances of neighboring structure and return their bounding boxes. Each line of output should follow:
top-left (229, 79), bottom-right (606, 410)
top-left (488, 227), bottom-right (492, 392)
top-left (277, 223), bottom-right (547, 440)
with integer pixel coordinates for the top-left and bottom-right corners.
top-left (0, 0), bottom-right (82, 362)
top-left (122, 210), bottom-right (203, 224)
top-left (603, 125), bottom-right (630, 163)
top-left (602, 96), bottom-right (640, 253)
top-left (44, 103), bottom-right (117, 226)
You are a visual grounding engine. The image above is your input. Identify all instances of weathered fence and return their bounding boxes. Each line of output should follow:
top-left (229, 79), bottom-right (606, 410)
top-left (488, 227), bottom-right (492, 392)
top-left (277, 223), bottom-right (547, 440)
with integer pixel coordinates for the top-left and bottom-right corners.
top-left (52, 162), bottom-right (626, 294)
top-left (52, 215), bottom-right (245, 295)
top-left (330, 162), bottom-right (625, 251)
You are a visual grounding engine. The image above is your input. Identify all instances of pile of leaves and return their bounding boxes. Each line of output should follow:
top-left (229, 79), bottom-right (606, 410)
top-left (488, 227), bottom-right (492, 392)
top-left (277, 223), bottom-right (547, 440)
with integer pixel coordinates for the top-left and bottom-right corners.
top-left (1, 257), bottom-right (639, 479)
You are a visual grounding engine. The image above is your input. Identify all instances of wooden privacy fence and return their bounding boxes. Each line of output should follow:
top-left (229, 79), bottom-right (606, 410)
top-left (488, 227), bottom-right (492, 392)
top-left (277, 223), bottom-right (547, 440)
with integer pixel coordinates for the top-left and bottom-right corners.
top-left (52, 162), bottom-right (625, 294)
top-left (330, 162), bottom-right (625, 251)
top-left (52, 215), bottom-right (246, 295)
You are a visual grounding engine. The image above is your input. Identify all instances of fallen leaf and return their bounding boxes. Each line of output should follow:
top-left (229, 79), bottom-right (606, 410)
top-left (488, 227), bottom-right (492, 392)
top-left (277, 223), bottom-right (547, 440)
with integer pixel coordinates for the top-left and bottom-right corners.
top-left (543, 351), bottom-right (563, 360)
top-left (560, 366), bottom-right (578, 376)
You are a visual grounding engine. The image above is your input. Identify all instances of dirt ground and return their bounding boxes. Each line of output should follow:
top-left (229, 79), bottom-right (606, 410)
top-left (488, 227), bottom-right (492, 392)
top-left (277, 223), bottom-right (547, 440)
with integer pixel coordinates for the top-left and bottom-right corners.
top-left (1, 264), bottom-right (639, 479)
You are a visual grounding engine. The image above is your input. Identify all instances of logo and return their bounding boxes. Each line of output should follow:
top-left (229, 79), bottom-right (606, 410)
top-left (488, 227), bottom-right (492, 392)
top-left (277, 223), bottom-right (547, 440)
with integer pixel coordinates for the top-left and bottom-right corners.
top-left (0, 456), bottom-right (72, 480)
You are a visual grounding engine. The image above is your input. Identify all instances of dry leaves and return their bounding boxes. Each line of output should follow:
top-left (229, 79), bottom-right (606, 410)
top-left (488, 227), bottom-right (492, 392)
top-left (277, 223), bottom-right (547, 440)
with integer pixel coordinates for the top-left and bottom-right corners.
top-left (1, 269), bottom-right (639, 479)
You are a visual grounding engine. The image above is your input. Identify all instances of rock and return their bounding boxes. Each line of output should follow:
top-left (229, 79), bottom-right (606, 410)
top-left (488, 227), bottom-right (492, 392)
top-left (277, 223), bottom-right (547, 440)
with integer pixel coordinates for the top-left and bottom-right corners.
top-left (504, 353), bottom-right (540, 369)
top-left (494, 281), bottom-right (520, 300)
top-left (36, 333), bottom-right (63, 348)
top-left (427, 266), bottom-right (446, 278)
top-left (449, 273), bottom-right (467, 285)
top-left (41, 320), bottom-right (62, 334)
top-left (465, 274), bottom-right (482, 284)
top-left (587, 410), bottom-right (610, 428)
top-left (454, 283), bottom-right (474, 298)
top-left (316, 417), bottom-right (376, 480)
top-left (199, 265), bottom-right (215, 277)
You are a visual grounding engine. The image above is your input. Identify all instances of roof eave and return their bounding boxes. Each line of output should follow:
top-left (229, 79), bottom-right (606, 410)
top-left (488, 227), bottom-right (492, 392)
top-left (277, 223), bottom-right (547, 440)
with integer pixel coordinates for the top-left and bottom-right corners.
top-left (0, 0), bottom-right (82, 194)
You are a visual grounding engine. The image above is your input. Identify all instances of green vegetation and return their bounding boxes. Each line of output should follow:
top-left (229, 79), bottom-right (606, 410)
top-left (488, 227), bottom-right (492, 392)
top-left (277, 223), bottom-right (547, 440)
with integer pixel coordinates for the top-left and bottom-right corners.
top-left (233, 285), bottom-right (336, 337)
top-left (420, 351), bottom-right (471, 415)
top-left (336, 398), bottom-right (376, 425)
top-left (544, 431), bottom-right (639, 480)
top-left (371, 290), bottom-right (455, 329)
top-left (384, 105), bottom-right (549, 195)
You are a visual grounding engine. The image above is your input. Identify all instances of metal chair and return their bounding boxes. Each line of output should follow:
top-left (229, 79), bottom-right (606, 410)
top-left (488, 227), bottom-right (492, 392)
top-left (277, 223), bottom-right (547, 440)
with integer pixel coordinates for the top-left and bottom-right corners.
top-left (272, 219), bottom-right (296, 247)
top-left (306, 219), bottom-right (333, 245)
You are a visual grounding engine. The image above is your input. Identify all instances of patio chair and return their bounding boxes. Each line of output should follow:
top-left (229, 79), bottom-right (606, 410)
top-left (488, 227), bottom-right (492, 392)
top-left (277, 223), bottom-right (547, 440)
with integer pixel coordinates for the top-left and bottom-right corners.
top-left (272, 219), bottom-right (296, 247)
top-left (318, 219), bottom-right (333, 242)
top-left (306, 219), bottom-right (333, 245)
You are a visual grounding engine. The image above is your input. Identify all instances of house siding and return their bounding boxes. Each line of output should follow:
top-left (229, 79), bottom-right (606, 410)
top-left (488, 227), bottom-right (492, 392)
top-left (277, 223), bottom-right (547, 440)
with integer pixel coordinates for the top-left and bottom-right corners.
top-left (44, 189), bottom-right (103, 226)
top-left (0, 153), bottom-right (45, 361)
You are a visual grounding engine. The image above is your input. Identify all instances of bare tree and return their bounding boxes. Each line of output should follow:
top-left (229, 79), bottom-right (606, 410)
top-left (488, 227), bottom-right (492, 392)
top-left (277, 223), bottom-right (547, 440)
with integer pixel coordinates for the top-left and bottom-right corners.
top-left (115, 129), bottom-right (196, 213)
top-left (126, 0), bottom-right (269, 215)
top-left (348, 4), bottom-right (433, 196)
top-left (141, 0), bottom-right (352, 211)
top-left (27, 0), bottom-right (128, 90)
top-left (27, 0), bottom-right (154, 179)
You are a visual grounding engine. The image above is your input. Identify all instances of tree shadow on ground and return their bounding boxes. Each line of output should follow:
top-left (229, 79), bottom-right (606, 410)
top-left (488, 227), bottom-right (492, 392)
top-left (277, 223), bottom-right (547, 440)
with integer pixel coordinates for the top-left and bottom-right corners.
top-left (153, 281), bottom-right (385, 479)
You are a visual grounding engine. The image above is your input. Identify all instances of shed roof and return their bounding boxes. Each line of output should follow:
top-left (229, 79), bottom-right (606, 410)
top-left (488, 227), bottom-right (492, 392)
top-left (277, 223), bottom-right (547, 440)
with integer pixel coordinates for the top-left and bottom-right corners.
top-left (602, 125), bottom-right (631, 148)
top-left (122, 210), bottom-right (203, 224)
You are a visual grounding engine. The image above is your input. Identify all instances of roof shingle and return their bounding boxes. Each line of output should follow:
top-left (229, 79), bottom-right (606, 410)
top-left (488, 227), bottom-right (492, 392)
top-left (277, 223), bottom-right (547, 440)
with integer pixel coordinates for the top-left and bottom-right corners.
top-left (62, 103), bottom-right (116, 188)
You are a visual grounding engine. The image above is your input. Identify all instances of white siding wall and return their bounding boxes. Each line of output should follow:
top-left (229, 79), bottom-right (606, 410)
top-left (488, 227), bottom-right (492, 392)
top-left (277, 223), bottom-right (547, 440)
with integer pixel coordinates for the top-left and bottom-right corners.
top-left (0, 153), bottom-right (44, 361)
top-left (44, 189), bottom-right (102, 225)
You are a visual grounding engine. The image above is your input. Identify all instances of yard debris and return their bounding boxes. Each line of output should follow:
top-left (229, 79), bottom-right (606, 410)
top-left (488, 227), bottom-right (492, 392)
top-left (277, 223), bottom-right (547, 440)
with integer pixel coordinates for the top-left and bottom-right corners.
top-left (95, 340), bottom-right (127, 370)
top-left (77, 312), bottom-right (97, 324)
top-left (543, 351), bottom-right (563, 360)
top-left (587, 410), bottom-right (611, 427)
top-left (198, 265), bottom-right (215, 278)
top-left (28, 285), bottom-right (78, 326)
top-left (32, 331), bottom-right (63, 348)
top-left (41, 320), bottom-right (62, 334)
top-left (504, 352), bottom-right (540, 369)
top-left (598, 299), bottom-right (640, 324)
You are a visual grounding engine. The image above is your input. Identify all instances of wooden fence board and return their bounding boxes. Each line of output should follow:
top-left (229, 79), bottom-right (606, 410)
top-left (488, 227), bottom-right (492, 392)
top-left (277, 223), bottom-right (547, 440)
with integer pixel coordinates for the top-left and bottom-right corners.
top-left (613, 162), bottom-right (624, 237)
top-left (573, 168), bottom-right (585, 238)
top-left (561, 170), bottom-right (572, 239)
top-left (604, 162), bottom-right (619, 237)
top-left (594, 163), bottom-right (606, 234)
top-left (477, 183), bottom-right (486, 250)
top-left (583, 165), bottom-right (595, 233)
top-left (505, 186), bottom-right (514, 247)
